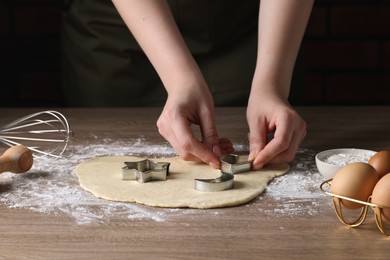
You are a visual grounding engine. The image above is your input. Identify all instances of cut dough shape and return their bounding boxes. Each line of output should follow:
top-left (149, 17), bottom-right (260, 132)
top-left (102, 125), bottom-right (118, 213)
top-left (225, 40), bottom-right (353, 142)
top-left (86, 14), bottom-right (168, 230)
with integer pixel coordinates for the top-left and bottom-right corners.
top-left (75, 156), bottom-right (289, 209)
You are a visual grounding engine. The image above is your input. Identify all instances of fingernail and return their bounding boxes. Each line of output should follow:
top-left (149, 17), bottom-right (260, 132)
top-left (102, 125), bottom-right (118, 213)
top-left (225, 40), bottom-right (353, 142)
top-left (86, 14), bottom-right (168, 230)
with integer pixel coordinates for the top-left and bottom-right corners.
top-left (252, 163), bottom-right (263, 170)
top-left (212, 145), bottom-right (222, 157)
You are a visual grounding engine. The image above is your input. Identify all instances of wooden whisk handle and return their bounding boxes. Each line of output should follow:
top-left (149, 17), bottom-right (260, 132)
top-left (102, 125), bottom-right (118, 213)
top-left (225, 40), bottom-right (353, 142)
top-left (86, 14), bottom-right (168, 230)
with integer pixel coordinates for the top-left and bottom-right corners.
top-left (0, 145), bottom-right (33, 174)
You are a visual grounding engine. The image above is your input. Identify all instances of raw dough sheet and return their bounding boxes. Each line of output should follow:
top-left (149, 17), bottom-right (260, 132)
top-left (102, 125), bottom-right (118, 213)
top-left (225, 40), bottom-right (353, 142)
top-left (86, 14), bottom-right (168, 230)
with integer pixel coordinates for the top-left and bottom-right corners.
top-left (76, 156), bottom-right (289, 209)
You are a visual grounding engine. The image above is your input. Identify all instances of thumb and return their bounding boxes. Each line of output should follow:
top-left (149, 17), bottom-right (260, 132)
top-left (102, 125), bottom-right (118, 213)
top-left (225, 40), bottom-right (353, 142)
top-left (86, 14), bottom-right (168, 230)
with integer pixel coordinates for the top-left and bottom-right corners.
top-left (248, 127), bottom-right (266, 162)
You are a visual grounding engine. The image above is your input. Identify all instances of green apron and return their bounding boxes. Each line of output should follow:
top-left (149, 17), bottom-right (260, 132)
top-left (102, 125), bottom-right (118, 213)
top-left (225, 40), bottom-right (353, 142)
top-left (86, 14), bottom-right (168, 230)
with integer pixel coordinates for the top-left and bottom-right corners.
top-left (61, 0), bottom-right (302, 107)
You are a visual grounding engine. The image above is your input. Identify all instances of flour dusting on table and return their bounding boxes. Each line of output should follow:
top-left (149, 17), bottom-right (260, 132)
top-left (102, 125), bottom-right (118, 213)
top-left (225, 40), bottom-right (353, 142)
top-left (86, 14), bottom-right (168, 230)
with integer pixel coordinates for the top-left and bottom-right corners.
top-left (258, 148), bottom-right (329, 217)
top-left (0, 138), bottom-right (327, 224)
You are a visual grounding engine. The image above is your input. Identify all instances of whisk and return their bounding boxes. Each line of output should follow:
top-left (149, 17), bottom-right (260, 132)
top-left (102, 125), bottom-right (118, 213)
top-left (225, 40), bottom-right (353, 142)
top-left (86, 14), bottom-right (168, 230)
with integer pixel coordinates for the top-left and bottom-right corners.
top-left (0, 110), bottom-right (72, 159)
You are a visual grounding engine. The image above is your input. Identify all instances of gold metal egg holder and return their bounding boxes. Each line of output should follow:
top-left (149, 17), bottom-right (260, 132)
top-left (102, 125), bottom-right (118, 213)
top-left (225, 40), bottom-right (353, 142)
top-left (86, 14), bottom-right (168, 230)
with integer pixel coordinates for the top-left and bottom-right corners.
top-left (320, 179), bottom-right (390, 237)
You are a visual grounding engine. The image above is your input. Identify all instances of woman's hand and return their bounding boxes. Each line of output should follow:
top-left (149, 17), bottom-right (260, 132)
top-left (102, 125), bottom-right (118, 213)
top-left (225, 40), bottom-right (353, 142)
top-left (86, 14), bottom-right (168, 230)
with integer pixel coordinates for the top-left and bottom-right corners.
top-left (112, 0), bottom-right (233, 167)
top-left (246, 0), bottom-right (312, 169)
top-left (157, 83), bottom-right (233, 169)
top-left (247, 92), bottom-right (306, 170)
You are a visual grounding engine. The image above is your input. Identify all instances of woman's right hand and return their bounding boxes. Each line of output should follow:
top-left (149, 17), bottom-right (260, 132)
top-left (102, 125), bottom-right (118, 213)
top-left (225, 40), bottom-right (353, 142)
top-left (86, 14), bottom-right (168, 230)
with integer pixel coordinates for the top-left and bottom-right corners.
top-left (112, 0), bottom-right (234, 167)
top-left (157, 83), bottom-right (233, 169)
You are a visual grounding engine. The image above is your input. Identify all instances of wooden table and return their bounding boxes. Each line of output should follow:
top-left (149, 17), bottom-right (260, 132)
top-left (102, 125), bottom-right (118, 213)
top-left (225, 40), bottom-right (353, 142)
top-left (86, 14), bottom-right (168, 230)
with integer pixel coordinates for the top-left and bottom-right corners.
top-left (0, 107), bottom-right (389, 259)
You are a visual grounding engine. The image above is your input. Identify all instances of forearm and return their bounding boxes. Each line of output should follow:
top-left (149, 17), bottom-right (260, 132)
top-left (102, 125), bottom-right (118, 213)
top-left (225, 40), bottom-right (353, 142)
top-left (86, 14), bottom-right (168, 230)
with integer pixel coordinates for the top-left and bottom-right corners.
top-left (252, 0), bottom-right (314, 99)
top-left (111, 0), bottom-right (203, 94)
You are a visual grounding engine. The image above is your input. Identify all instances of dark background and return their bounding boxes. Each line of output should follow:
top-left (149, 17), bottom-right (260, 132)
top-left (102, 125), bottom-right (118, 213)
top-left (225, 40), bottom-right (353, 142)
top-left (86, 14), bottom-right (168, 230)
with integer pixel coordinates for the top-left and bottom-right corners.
top-left (1, 0), bottom-right (390, 107)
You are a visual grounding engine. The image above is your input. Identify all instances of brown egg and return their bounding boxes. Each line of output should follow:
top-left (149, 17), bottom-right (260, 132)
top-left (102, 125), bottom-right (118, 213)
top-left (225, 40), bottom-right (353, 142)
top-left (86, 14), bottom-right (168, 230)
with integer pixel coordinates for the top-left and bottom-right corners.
top-left (371, 173), bottom-right (390, 221)
top-left (368, 150), bottom-right (390, 179)
top-left (331, 162), bottom-right (378, 209)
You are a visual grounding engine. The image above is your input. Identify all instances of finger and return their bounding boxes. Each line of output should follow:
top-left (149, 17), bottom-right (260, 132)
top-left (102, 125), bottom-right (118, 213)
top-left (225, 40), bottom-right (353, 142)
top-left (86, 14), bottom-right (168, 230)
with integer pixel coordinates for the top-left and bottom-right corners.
top-left (252, 123), bottom-right (292, 169)
top-left (267, 124), bottom-right (306, 165)
top-left (174, 119), bottom-right (220, 168)
top-left (157, 115), bottom-right (201, 161)
top-left (157, 112), bottom-right (220, 168)
top-left (247, 124), bottom-right (267, 162)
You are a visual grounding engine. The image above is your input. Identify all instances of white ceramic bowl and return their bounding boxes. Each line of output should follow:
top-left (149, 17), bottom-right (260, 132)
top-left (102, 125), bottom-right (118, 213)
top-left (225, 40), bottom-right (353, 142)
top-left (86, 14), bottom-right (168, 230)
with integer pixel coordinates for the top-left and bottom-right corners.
top-left (315, 148), bottom-right (376, 179)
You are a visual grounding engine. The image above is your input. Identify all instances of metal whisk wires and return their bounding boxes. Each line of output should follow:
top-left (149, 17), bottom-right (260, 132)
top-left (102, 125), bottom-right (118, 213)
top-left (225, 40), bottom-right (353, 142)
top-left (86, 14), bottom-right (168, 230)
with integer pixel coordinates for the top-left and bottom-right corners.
top-left (0, 110), bottom-right (72, 159)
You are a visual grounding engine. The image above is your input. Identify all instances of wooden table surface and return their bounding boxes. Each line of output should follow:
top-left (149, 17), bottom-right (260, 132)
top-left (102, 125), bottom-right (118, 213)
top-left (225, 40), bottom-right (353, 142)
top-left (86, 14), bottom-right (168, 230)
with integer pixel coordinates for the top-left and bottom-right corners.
top-left (0, 106), bottom-right (389, 259)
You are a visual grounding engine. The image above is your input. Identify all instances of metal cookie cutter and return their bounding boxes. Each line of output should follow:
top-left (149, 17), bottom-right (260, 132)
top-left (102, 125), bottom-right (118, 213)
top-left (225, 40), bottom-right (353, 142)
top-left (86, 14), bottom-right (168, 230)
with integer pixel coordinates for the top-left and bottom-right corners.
top-left (122, 159), bottom-right (170, 183)
top-left (220, 154), bottom-right (253, 174)
top-left (194, 172), bottom-right (234, 192)
top-left (194, 154), bottom-right (252, 192)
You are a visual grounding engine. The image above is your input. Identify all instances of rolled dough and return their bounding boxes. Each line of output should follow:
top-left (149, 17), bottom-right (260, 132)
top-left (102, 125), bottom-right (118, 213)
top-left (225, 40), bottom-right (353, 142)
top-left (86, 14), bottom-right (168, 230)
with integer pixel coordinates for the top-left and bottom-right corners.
top-left (75, 156), bottom-right (289, 209)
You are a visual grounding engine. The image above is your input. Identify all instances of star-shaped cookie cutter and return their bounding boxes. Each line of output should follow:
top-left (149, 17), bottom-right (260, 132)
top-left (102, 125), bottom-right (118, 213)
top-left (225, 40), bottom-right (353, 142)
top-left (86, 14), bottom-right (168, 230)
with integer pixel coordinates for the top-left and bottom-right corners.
top-left (122, 159), bottom-right (170, 183)
top-left (194, 154), bottom-right (252, 192)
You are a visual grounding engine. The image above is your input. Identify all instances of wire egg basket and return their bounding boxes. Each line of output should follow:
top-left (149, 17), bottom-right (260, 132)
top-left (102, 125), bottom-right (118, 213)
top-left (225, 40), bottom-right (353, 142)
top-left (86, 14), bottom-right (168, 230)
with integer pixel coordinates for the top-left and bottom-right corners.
top-left (320, 179), bottom-right (390, 237)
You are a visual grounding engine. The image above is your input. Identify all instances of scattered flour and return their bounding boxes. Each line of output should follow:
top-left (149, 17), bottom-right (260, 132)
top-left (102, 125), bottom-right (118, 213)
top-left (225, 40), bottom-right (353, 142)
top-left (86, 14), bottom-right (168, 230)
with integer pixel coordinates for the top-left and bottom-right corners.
top-left (258, 148), bottom-right (329, 217)
top-left (0, 139), bottom-right (327, 224)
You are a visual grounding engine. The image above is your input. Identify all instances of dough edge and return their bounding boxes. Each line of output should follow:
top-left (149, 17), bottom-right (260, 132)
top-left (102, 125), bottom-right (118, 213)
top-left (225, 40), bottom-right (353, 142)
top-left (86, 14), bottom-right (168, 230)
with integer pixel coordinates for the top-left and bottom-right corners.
top-left (75, 156), bottom-right (289, 209)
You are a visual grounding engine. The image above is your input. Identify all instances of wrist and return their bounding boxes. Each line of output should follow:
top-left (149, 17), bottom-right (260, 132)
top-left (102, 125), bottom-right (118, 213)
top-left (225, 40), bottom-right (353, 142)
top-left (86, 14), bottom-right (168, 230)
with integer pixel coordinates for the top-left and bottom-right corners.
top-left (163, 68), bottom-right (209, 97)
top-left (249, 80), bottom-right (290, 104)
top-left (251, 63), bottom-right (293, 100)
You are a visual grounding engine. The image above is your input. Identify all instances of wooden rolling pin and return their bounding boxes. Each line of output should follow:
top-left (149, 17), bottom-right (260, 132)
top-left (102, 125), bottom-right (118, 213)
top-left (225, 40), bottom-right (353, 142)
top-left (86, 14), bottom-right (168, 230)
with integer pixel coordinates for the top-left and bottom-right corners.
top-left (0, 145), bottom-right (33, 174)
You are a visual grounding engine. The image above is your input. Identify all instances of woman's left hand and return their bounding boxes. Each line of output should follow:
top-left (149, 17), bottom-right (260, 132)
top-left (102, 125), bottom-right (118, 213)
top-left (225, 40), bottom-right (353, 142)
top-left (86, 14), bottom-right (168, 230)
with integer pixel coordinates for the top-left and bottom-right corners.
top-left (246, 93), bottom-right (307, 170)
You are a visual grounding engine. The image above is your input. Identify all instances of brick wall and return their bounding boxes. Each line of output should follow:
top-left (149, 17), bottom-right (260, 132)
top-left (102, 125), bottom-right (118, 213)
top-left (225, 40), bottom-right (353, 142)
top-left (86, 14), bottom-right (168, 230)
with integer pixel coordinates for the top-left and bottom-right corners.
top-left (0, 0), bottom-right (63, 107)
top-left (303, 0), bottom-right (390, 105)
top-left (0, 0), bottom-right (389, 107)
